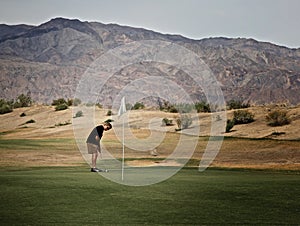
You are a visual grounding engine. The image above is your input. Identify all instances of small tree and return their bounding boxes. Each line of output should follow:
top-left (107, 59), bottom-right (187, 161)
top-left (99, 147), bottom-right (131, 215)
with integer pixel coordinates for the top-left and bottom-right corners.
top-left (266, 110), bottom-right (290, 127)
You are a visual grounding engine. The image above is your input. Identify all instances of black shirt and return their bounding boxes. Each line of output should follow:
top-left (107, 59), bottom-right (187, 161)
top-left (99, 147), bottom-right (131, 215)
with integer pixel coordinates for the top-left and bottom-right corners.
top-left (86, 125), bottom-right (104, 146)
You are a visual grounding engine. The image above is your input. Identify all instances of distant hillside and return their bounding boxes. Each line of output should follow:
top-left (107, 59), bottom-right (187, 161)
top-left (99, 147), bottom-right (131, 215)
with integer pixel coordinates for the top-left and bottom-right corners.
top-left (0, 17), bottom-right (300, 105)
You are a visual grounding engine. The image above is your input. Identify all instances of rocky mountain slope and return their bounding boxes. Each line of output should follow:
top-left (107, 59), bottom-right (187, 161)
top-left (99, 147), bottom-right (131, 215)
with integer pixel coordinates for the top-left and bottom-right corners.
top-left (0, 17), bottom-right (300, 105)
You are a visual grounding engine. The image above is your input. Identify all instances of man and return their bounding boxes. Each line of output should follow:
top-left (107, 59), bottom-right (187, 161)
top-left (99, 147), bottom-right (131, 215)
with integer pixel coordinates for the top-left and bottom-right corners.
top-left (86, 122), bottom-right (112, 172)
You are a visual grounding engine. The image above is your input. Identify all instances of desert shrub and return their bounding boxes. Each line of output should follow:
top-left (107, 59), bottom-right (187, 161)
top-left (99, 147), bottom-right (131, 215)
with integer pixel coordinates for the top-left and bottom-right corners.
top-left (227, 99), bottom-right (250, 110)
top-left (159, 100), bottom-right (177, 113)
top-left (226, 119), bottom-right (235, 133)
top-left (73, 98), bottom-right (82, 106)
top-left (14, 94), bottom-right (32, 108)
top-left (96, 103), bottom-right (102, 108)
top-left (162, 118), bottom-right (173, 126)
top-left (0, 98), bottom-right (13, 114)
top-left (20, 112), bottom-right (26, 117)
top-left (195, 101), bottom-right (211, 113)
top-left (169, 105), bottom-right (178, 113)
top-left (52, 98), bottom-right (67, 106)
top-left (55, 103), bottom-right (68, 111)
top-left (175, 103), bottom-right (195, 113)
top-left (176, 114), bottom-right (193, 131)
top-left (233, 110), bottom-right (254, 124)
top-left (125, 103), bottom-right (133, 110)
top-left (266, 110), bottom-right (290, 126)
top-left (67, 99), bottom-right (73, 106)
top-left (0, 103), bottom-right (13, 114)
top-left (85, 102), bottom-right (94, 107)
top-left (133, 102), bottom-right (144, 110)
top-left (74, 110), bottom-right (83, 118)
top-left (106, 110), bottom-right (113, 116)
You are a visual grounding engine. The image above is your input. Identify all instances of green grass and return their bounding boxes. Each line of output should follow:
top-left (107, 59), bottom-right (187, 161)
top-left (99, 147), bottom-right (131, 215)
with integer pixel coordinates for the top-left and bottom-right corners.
top-left (0, 139), bottom-right (75, 151)
top-left (0, 167), bottom-right (299, 225)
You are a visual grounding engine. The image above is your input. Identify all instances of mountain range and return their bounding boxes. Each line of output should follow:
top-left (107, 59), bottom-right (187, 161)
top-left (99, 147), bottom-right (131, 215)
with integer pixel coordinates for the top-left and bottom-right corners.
top-left (0, 17), bottom-right (300, 105)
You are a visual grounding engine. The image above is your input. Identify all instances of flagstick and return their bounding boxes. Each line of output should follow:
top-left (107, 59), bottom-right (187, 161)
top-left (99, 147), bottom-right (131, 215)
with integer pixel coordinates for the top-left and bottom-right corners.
top-left (121, 116), bottom-right (125, 181)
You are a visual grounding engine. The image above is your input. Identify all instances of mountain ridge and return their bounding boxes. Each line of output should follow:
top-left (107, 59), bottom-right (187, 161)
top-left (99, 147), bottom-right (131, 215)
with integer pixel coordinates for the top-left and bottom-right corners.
top-left (0, 17), bottom-right (299, 105)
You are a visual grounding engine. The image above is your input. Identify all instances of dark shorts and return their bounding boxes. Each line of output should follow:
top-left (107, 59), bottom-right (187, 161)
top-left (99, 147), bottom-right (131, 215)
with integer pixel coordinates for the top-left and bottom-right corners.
top-left (87, 143), bottom-right (100, 154)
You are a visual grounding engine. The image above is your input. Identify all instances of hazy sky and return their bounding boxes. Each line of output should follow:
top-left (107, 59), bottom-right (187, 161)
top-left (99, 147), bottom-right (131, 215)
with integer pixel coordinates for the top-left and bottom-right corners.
top-left (0, 0), bottom-right (299, 48)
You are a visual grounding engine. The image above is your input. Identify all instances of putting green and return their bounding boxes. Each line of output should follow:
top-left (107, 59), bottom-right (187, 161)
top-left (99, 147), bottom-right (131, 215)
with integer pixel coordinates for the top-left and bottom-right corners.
top-left (0, 167), bottom-right (299, 225)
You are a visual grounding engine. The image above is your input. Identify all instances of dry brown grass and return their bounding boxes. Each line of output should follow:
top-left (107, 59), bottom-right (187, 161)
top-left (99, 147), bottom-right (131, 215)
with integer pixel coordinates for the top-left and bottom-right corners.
top-left (0, 105), bottom-right (299, 170)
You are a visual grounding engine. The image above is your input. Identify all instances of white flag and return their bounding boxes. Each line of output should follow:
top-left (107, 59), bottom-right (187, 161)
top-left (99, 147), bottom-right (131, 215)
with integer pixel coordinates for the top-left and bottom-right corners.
top-left (118, 97), bottom-right (126, 116)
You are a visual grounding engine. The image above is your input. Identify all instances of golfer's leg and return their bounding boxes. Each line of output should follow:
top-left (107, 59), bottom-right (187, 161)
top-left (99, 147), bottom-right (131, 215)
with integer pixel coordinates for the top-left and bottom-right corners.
top-left (92, 152), bottom-right (98, 168)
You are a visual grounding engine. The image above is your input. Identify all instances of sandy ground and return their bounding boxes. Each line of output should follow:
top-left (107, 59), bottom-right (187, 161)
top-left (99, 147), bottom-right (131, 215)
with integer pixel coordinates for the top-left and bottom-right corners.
top-left (0, 105), bottom-right (299, 169)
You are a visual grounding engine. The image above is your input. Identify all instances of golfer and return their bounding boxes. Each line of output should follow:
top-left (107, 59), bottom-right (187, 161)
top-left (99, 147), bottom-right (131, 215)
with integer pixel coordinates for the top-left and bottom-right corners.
top-left (86, 122), bottom-right (112, 172)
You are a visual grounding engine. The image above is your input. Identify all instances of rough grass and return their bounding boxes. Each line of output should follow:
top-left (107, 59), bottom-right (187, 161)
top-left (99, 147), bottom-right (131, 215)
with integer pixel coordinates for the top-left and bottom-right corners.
top-left (0, 167), bottom-right (299, 225)
top-left (1, 134), bottom-right (299, 170)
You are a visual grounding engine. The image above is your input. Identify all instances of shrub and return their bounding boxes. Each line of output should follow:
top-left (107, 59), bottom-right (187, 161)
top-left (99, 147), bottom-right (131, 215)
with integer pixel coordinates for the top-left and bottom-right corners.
top-left (126, 103), bottom-right (133, 110)
top-left (106, 110), bottom-right (113, 116)
top-left (55, 103), bottom-right (68, 111)
top-left (20, 112), bottom-right (26, 117)
top-left (74, 110), bottom-right (83, 118)
top-left (162, 118), bottom-right (173, 126)
top-left (96, 103), bottom-right (102, 108)
top-left (159, 100), bottom-right (177, 113)
top-left (227, 99), bottom-right (250, 110)
top-left (266, 110), bottom-right (290, 127)
top-left (73, 98), bottom-right (82, 106)
top-left (233, 110), bottom-right (254, 124)
top-left (67, 99), bottom-right (73, 106)
top-left (226, 119), bottom-right (235, 133)
top-left (85, 102), bottom-right (94, 107)
top-left (52, 98), bottom-right (67, 106)
top-left (195, 101), bottom-right (211, 113)
top-left (176, 114), bottom-right (193, 131)
top-left (133, 102), bottom-right (145, 110)
top-left (0, 103), bottom-right (13, 114)
top-left (13, 94), bottom-right (32, 108)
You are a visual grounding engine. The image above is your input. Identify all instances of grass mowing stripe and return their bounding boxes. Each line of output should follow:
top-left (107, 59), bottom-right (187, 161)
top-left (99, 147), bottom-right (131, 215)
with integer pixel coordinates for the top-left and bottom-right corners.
top-left (0, 139), bottom-right (75, 150)
top-left (0, 167), bottom-right (299, 225)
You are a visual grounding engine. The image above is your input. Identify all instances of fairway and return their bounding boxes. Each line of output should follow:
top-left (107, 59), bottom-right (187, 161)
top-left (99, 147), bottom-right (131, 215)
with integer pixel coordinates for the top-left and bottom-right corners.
top-left (0, 167), bottom-right (299, 225)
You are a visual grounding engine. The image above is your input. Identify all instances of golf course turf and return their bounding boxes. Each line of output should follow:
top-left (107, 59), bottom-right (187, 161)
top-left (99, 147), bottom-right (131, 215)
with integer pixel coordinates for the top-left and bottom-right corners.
top-left (0, 167), bottom-right (299, 225)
